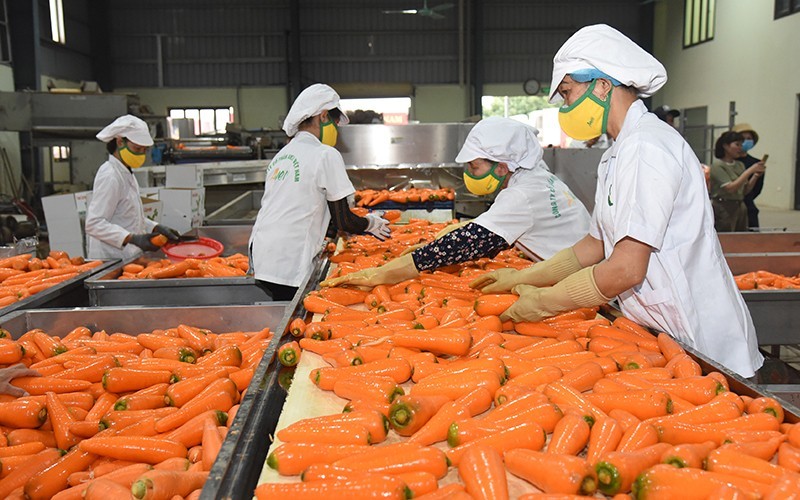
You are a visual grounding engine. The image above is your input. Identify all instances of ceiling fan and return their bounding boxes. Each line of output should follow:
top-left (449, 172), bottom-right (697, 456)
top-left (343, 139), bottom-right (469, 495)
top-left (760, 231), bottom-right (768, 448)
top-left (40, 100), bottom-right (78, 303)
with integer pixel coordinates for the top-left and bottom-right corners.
top-left (382, 1), bottom-right (455, 20)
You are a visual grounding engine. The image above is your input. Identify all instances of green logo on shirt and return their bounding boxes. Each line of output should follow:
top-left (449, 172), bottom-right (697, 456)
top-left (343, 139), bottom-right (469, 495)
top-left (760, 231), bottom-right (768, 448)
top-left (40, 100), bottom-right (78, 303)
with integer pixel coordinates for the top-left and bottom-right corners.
top-left (267, 154), bottom-right (301, 183)
top-left (607, 183), bottom-right (614, 206)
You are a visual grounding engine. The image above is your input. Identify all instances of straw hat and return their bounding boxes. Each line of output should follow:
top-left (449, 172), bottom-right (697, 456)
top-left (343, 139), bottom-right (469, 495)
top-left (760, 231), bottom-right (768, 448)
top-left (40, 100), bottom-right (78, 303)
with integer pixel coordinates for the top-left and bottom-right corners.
top-left (731, 123), bottom-right (758, 144)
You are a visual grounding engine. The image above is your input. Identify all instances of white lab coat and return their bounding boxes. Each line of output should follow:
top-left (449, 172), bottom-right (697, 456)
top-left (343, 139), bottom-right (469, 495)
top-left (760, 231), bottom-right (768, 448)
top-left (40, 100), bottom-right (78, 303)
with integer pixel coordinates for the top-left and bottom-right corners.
top-left (591, 100), bottom-right (763, 377)
top-left (249, 132), bottom-right (355, 287)
top-left (85, 155), bottom-right (157, 260)
top-left (473, 161), bottom-right (591, 261)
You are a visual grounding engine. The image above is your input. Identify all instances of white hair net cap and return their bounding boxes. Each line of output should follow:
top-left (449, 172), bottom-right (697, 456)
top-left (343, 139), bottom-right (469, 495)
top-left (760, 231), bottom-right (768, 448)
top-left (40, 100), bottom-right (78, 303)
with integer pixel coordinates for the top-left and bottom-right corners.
top-left (96, 115), bottom-right (154, 146)
top-left (282, 84), bottom-right (350, 137)
top-left (455, 117), bottom-right (543, 172)
top-left (548, 24), bottom-right (667, 103)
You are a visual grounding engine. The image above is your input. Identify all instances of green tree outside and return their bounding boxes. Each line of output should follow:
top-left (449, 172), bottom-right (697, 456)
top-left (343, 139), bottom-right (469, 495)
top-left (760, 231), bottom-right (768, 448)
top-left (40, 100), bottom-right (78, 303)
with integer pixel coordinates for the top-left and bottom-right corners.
top-left (482, 96), bottom-right (557, 118)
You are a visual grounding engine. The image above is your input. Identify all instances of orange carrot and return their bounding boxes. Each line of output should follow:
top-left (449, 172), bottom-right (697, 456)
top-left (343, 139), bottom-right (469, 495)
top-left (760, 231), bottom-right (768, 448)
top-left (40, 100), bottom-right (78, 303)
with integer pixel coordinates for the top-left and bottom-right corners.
top-left (446, 422), bottom-right (546, 466)
top-left (388, 394), bottom-right (450, 437)
top-left (474, 294), bottom-right (518, 317)
top-left (82, 478), bottom-right (131, 500)
top-left (24, 448), bottom-right (97, 500)
top-left (586, 417), bottom-right (624, 465)
top-left (333, 443), bottom-right (448, 479)
top-left (505, 448), bottom-right (597, 496)
top-left (586, 389), bottom-right (672, 420)
top-left (631, 463), bottom-right (772, 499)
top-left (154, 377), bottom-right (237, 433)
top-left (746, 396), bottom-right (785, 423)
top-left (130, 470), bottom-right (209, 500)
top-left (332, 375), bottom-right (403, 404)
top-left (277, 341), bottom-right (301, 367)
top-left (458, 445), bottom-right (509, 500)
top-left (102, 368), bottom-right (172, 393)
top-left (277, 420), bottom-right (372, 445)
top-left (705, 446), bottom-right (787, 484)
top-left (594, 443), bottom-right (671, 495)
top-left (162, 410), bottom-right (228, 448)
top-left (254, 476), bottom-right (407, 500)
top-left (45, 391), bottom-right (79, 450)
top-left (0, 398), bottom-right (48, 428)
top-left (10, 376), bottom-right (91, 395)
top-left (78, 436), bottom-right (187, 464)
top-left (265, 443), bottom-right (371, 475)
top-left (660, 441), bottom-right (718, 469)
top-left (547, 412), bottom-right (591, 455)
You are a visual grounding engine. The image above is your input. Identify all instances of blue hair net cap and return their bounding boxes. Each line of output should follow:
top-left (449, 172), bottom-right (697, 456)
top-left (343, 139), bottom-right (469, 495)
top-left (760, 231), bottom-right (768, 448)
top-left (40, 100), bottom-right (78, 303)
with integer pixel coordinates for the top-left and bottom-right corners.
top-left (570, 68), bottom-right (621, 86)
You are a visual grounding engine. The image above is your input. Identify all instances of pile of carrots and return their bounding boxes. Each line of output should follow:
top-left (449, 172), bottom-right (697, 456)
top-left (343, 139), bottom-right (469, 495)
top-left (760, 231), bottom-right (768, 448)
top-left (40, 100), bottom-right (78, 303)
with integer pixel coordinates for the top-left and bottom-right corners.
top-left (117, 254), bottom-right (249, 280)
top-left (0, 323), bottom-right (272, 499)
top-left (355, 188), bottom-right (455, 207)
top-left (735, 270), bottom-right (800, 290)
top-left (0, 252), bottom-right (103, 309)
top-left (256, 240), bottom-right (800, 498)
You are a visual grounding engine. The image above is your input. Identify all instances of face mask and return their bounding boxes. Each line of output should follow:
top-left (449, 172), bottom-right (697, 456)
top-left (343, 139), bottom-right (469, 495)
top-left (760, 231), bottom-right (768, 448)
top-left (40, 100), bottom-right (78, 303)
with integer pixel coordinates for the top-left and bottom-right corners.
top-left (741, 139), bottom-right (754, 152)
top-left (463, 161), bottom-right (507, 196)
top-left (558, 80), bottom-right (612, 141)
top-left (319, 119), bottom-right (339, 147)
top-left (118, 142), bottom-right (147, 169)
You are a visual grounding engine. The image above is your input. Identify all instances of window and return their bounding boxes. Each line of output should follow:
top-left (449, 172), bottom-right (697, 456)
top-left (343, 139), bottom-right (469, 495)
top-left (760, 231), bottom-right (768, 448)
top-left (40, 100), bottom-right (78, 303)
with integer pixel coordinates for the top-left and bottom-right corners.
top-left (775, 0), bottom-right (800, 19)
top-left (51, 146), bottom-right (70, 162)
top-left (339, 97), bottom-right (411, 125)
top-left (168, 107), bottom-right (234, 135)
top-left (0, 0), bottom-right (10, 62)
top-left (683, 0), bottom-right (715, 48)
top-left (49, 0), bottom-right (65, 44)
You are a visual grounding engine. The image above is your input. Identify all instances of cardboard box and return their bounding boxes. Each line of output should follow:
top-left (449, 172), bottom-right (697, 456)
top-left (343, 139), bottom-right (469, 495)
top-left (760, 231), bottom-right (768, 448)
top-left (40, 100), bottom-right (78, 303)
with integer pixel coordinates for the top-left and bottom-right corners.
top-left (142, 198), bottom-right (162, 225)
top-left (158, 188), bottom-right (205, 234)
top-left (42, 193), bottom-right (86, 258)
top-left (166, 165), bottom-right (203, 189)
top-left (140, 187), bottom-right (160, 200)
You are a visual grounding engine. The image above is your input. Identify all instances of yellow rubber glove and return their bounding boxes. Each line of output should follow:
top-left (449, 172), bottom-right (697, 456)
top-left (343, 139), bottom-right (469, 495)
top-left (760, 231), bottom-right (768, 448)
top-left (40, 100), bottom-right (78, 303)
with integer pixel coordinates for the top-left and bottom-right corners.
top-left (499, 265), bottom-right (611, 322)
top-left (321, 253), bottom-right (419, 288)
top-left (470, 247), bottom-right (583, 293)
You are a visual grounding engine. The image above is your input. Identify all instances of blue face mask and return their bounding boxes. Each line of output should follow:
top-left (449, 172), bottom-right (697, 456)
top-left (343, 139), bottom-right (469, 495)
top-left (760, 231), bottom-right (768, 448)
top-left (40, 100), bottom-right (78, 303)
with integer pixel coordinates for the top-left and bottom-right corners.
top-left (741, 139), bottom-right (755, 152)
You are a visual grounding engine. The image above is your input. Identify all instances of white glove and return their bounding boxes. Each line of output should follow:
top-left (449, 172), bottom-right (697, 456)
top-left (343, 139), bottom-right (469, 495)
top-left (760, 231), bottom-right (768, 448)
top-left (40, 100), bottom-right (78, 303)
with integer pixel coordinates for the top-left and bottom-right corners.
top-left (0, 363), bottom-right (40, 397)
top-left (365, 214), bottom-right (391, 241)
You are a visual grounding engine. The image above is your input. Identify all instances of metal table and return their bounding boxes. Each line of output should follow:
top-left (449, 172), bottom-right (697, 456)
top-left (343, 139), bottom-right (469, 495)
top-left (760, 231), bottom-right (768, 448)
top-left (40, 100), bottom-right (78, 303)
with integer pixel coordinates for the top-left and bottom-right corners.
top-left (718, 232), bottom-right (800, 254)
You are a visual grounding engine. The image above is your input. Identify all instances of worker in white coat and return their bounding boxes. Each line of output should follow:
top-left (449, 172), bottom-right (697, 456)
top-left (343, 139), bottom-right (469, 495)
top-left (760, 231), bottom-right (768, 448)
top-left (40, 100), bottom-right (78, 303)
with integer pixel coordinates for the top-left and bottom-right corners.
top-left (85, 115), bottom-right (180, 260)
top-left (321, 117), bottom-right (591, 288)
top-left (472, 25), bottom-right (762, 378)
top-left (248, 84), bottom-right (391, 301)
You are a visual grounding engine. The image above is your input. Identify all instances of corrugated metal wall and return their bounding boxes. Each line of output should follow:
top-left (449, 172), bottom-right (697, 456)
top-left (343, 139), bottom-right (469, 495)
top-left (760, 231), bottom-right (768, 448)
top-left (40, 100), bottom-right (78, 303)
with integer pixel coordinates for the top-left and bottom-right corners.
top-left (107, 0), bottom-right (645, 89)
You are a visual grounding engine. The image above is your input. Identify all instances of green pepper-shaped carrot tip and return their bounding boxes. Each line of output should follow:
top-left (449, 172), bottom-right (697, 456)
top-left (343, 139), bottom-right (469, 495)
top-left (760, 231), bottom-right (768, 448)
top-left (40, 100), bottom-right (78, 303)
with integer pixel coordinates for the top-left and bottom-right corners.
top-left (403, 485), bottom-right (413, 499)
top-left (131, 479), bottom-right (150, 500)
top-left (666, 398), bottom-right (674, 414)
top-left (446, 422), bottom-right (460, 448)
top-left (0, 328), bottom-right (9, 338)
top-left (266, 452), bottom-right (278, 470)
top-left (413, 323), bottom-right (424, 330)
top-left (663, 456), bottom-right (686, 468)
top-left (113, 400), bottom-right (128, 411)
top-left (390, 404), bottom-right (412, 429)
top-left (379, 413), bottom-right (390, 433)
top-left (595, 461), bottom-right (622, 495)
top-left (215, 410), bottom-right (228, 426)
top-left (631, 472), bottom-right (650, 500)
top-left (54, 346), bottom-right (68, 355)
top-left (495, 395), bottom-right (507, 406)
top-left (765, 407), bottom-right (778, 418)
top-left (583, 414), bottom-right (596, 428)
top-left (101, 371), bottom-right (109, 389)
top-left (389, 386), bottom-right (405, 403)
top-left (580, 475), bottom-right (598, 496)
top-left (714, 382), bottom-right (727, 395)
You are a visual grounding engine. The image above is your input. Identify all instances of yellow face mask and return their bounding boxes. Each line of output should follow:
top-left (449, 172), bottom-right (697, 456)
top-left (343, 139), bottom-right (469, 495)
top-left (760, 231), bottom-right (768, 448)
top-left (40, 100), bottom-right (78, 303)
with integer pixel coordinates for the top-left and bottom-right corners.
top-left (319, 119), bottom-right (339, 147)
top-left (118, 142), bottom-right (147, 169)
top-left (463, 161), bottom-right (507, 196)
top-left (558, 80), bottom-right (612, 141)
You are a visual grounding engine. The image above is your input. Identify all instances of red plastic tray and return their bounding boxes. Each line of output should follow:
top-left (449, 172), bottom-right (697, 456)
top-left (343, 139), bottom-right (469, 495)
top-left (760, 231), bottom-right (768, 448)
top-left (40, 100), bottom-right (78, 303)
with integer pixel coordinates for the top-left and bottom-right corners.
top-left (162, 237), bottom-right (224, 261)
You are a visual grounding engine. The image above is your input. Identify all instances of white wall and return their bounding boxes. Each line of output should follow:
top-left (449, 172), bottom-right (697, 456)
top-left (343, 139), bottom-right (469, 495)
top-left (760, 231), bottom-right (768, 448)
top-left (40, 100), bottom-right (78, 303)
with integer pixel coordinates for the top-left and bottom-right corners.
top-left (118, 87), bottom-right (288, 131)
top-left (653, 0), bottom-right (800, 209)
top-left (412, 85), bottom-right (470, 123)
top-left (0, 65), bottom-right (21, 198)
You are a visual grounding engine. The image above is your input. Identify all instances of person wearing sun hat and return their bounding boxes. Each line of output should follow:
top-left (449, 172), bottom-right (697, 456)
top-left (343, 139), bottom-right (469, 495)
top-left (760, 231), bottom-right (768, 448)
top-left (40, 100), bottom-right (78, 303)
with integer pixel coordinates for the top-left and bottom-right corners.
top-left (470, 24), bottom-right (762, 378)
top-left (85, 114), bottom-right (181, 260)
top-left (731, 123), bottom-right (765, 229)
top-left (248, 84), bottom-right (391, 300)
top-left (320, 117), bottom-right (590, 289)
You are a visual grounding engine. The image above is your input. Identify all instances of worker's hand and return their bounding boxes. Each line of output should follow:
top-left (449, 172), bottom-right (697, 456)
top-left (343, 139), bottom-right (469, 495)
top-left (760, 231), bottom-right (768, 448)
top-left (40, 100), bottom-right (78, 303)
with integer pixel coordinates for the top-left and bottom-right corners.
top-left (0, 363), bottom-right (40, 397)
top-left (365, 214), bottom-right (391, 241)
top-left (500, 266), bottom-right (610, 323)
top-left (128, 233), bottom-right (160, 252)
top-left (321, 253), bottom-right (419, 288)
top-left (154, 225), bottom-right (181, 242)
top-left (470, 247), bottom-right (584, 293)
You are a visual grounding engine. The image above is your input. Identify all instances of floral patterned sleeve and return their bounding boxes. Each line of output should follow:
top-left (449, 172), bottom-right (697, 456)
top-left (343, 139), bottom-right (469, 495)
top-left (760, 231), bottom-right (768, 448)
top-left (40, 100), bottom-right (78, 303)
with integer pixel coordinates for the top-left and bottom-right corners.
top-left (410, 223), bottom-right (510, 272)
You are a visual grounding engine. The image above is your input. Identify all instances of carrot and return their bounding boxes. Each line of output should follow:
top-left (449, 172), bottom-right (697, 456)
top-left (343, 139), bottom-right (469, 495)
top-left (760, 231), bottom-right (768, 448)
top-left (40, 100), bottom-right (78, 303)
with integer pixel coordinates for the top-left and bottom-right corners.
top-left (266, 443), bottom-right (370, 475)
top-left (6, 429), bottom-right (57, 448)
top-left (586, 389), bottom-right (672, 420)
top-left (130, 470), bottom-right (209, 500)
top-left (660, 441), bottom-right (718, 469)
top-left (746, 396), bottom-right (785, 423)
top-left (229, 367), bottom-right (254, 392)
top-left (163, 410), bottom-right (228, 448)
top-left (616, 422), bottom-right (659, 452)
top-left (631, 463), bottom-right (773, 499)
top-left (154, 377), bottom-right (237, 433)
top-left (0, 398), bottom-right (48, 428)
top-left (78, 436), bottom-right (187, 464)
top-left (458, 445), bottom-right (509, 500)
top-left (333, 443), bottom-right (449, 479)
top-left (765, 474), bottom-right (800, 500)
top-left (411, 368), bottom-right (501, 401)
top-left (277, 420), bottom-right (372, 445)
top-left (0, 342), bottom-right (24, 364)
top-left (513, 321), bottom-right (562, 338)
top-left (200, 419), bottom-right (222, 471)
top-left (648, 376), bottom-right (726, 405)
top-left (559, 361), bottom-right (606, 392)
top-left (594, 443), bottom-right (672, 495)
top-left (24, 448), bottom-right (97, 500)
top-left (586, 417), bottom-right (624, 465)
top-left (175, 325), bottom-right (212, 354)
top-left (388, 394), bottom-right (450, 437)
top-left (474, 294), bottom-right (518, 317)
top-left (387, 328), bottom-right (472, 357)
top-left (332, 375), bottom-right (403, 404)
top-left (195, 344), bottom-right (241, 367)
top-left (449, 400), bottom-right (562, 445)
top-left (720, 436), bottom-right (785, 462)
top-left (254, 476), bottom-right (408, 500)
top-left (52, 355), bottom-right (118, 383)
top-left (505, 448), bottom-right (597, 496)
top-left (11, 376), bottom-right (91, 395)
top-left (31, 330), bottom-right (68, 357)
top-left (102, 368), bottom-right (172, 393)
top-left (154, 457), bottom-right (191, 471)
top-left (777, 442), bottom-right (800, 472)
top-left (705, 446), bottom-right (787, 484)
top-left (164, 367), bottom-right (228, 407)
top-left (45, 392), bottom-right (79, 450)
top-left (547, 412), bottom-right (592, 455)
top-left (409, 387), bottom-right (493, 446)
top-left (82, 478), bottom-right (131, 499)
top-left (0, 442), bottom-right (46, 459)
top-left (310, 358), bottom-right (412, 391)
top-left (542, 381), bottom-right (606, 421)
top-left (446, 422), bottom-right (546, 466)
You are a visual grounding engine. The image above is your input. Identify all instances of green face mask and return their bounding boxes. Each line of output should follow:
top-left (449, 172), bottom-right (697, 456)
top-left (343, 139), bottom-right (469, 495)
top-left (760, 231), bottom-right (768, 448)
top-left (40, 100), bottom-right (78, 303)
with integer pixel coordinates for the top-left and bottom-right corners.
top-left (319, 119), bottom-right (339, 147)
top-left (463, 161), bottom-right (507, 196)
top-left (558, 80), bottom-right (612, 141)
top-left (118, 141), bottom-right (147, 169)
